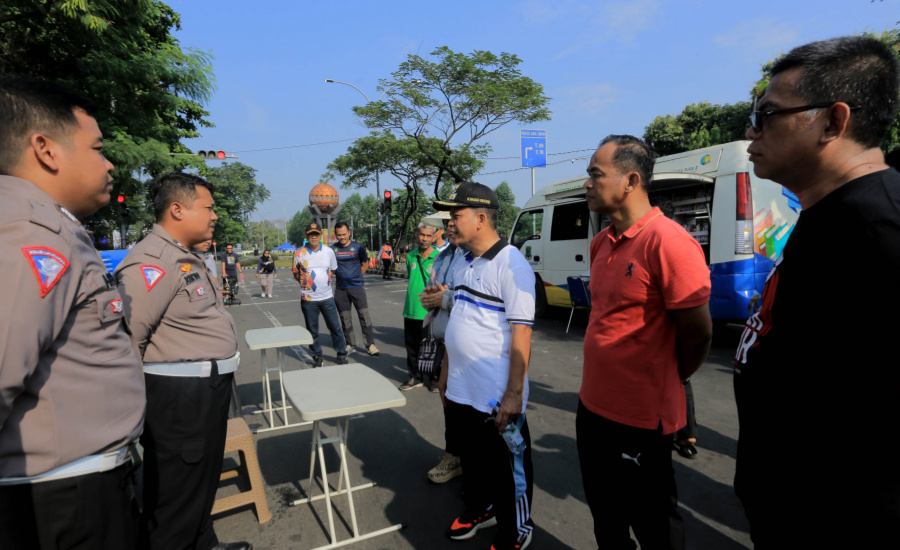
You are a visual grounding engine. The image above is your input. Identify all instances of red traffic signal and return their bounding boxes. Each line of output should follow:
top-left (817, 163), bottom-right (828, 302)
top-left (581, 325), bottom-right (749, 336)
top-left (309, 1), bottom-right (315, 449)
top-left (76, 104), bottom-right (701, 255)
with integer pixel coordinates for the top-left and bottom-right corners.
top-left (384, 190), bottom-right (392, 199)
top-left (116, 194), bottom-right (126, 203)
top-left (197, 150), bottom-right (226, 160)
top-left (383, 190), bottom-right (392, 213)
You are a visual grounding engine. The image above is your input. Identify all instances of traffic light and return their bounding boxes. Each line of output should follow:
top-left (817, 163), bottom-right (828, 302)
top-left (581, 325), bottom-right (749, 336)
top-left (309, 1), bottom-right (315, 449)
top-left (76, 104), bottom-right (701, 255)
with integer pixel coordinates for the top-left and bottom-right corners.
top-left (197, 150), bottom-right (226, 160)
top-left (383, 190), bottom-right (392, 213)
top-left (117, 194), bottom-right (131, 220)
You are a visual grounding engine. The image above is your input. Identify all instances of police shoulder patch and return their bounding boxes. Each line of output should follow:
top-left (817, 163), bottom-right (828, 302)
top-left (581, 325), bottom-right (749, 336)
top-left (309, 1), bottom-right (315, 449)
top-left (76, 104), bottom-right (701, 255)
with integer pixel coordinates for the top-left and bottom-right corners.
top-left (141, 264), bottom-right (166, 291)
top-left (22, 246), bottom-right (70, 298)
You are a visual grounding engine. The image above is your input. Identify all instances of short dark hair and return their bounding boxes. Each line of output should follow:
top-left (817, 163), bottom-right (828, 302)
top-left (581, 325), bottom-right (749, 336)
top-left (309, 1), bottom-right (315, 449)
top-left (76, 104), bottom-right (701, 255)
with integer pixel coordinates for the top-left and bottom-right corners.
top-left (473, 207), bottom-right (498, 230)
top-left (149, 172), bottom-right (214, 221)
top-left (771, 36), bottom-right (900, 148)
top-left (334, 222), bottom-right (350, 231)
top-left (599, 134), bottom-right (657, 189)
top-left (0, 75), bottom-right (98, 174)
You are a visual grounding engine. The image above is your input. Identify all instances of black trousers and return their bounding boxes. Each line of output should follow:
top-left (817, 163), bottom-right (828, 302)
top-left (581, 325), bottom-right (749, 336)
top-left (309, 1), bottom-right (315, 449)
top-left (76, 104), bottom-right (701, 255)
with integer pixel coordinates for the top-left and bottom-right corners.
top-left (0, 462), bottom-right (138, 549)
top-left (381, 259), bottom-right (391, 278)
top-left (334, 286), bottom-right (375, 348)
top-left (403, 317), bottom-right (424, 380)
top-left (138, 366), bottom-right (233, 550)
top-left (446, 399), bottom-right (534, 547)
top-left (675, 379), bottom-right (697, 442)
top-left (576, 400), bottom-right (684, 550)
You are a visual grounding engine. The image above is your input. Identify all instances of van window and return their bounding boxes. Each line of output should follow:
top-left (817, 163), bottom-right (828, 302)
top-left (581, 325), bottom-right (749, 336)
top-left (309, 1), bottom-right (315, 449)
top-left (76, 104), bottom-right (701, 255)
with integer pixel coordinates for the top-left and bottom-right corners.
top-left (550, 201), bottom-right (590, 241)
top-left (511, 209), bottom-right (544, 249)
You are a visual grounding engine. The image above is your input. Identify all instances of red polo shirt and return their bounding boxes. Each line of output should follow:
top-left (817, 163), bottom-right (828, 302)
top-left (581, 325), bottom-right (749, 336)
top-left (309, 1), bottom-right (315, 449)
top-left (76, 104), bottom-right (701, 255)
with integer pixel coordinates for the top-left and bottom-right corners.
top-left (580, 207), bottom-right (710, 434)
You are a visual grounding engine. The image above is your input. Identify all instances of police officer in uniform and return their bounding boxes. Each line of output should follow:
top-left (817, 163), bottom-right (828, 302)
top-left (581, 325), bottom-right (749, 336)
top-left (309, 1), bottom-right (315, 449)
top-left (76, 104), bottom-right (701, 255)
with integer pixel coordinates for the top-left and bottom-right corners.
top-left (115, 172), bottom-right (250, 550)
top-left (0, 76), bottom-right (145, 548)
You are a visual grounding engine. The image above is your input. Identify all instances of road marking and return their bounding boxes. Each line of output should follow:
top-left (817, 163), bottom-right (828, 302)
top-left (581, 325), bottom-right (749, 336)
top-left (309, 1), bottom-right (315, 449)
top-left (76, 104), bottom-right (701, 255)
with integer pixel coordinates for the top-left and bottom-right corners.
top-left (251, 295), bottom-right (312, 365)
top-left (263, 311), bottom-right (280, 327)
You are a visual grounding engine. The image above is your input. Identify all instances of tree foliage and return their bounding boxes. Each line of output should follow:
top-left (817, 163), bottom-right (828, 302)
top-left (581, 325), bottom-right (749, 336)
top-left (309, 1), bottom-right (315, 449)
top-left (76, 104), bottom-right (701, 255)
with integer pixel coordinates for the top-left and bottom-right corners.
top-left (647, 30), bottom-right (900, 157)
top-left (495, 181), bottom-right (518, 238)
top-left (287, 209), bottom-right (315, 246)
top-left (643, 101), bottom-right (752, 156)
top-left (1, 0), bottom-right (218, 241)
top-left (751, 29), bottom-right (900, 153)
top-left (327, 46), bottom-right (550, 250)
top-left (203, 162), bottom-right (270, 246)
top-left (355, 46), bottom-right (550, 197)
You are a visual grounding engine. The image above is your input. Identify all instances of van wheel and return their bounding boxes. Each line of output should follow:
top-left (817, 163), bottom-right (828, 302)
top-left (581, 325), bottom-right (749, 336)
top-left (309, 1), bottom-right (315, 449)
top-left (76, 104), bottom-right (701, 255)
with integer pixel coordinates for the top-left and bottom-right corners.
top-left (534, 275), bottom-right (548, 318)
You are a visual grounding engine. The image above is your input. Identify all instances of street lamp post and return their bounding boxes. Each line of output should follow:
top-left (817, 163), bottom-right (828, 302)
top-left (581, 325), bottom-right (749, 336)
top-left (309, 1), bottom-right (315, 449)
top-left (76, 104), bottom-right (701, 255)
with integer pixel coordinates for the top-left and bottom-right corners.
top-left (325, 78), bottom-right (420, 244)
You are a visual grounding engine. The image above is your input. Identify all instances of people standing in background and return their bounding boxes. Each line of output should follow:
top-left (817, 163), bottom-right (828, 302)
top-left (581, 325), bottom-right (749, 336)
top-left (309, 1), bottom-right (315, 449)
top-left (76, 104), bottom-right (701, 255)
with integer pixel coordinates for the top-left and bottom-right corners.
top-left (293, 222), bottom-right (348, 368)
top-left (333, 222), bottom-right (379, 356)
top-left (400, 223), bottom-right (437, 391)
top-left (432, 224), bottom-right (449, 252)
top-left (378, 240), bottom-right (393, 279)
top-left (220, 243), bottom-right (241, 287)
top-left (256, 249), bottom-right (276, 298)
top-left (420, 230), bottom-right (465, 482)
top-left (651, 197), bottom-right (700, 460)
top-left (196, 239), bottom-right (218, 278)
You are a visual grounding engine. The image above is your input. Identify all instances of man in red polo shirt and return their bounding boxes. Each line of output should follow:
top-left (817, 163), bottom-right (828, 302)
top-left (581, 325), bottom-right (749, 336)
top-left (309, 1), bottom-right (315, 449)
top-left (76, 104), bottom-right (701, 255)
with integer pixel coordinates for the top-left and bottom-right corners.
top-left (578, 135), bottom-right (712, 550)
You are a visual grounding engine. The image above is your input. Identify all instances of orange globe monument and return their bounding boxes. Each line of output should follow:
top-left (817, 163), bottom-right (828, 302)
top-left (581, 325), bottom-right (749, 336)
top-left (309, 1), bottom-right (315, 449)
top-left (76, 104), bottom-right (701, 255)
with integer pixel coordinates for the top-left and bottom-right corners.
top-left (308, 182), bottom-right (342, 243)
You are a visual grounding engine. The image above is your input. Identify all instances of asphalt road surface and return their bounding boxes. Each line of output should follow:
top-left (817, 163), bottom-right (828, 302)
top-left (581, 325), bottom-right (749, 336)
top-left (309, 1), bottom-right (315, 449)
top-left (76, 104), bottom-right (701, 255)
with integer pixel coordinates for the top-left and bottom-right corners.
top-left (211, 272), bottom-right (752, 549)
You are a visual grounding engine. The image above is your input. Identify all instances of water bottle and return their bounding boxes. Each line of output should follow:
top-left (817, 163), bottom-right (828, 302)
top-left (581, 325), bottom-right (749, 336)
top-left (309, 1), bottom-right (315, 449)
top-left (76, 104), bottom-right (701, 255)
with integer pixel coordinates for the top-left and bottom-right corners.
top-left (488, 399), bottom-right (527, 455)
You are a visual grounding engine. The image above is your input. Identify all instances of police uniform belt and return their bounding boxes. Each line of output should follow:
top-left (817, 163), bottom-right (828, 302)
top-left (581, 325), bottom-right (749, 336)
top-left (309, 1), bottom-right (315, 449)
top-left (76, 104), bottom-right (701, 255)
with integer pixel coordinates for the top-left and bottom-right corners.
top-left (142, 352), bottom-right (240, 377)
top-left (0, 444), bottom-right (137, 485)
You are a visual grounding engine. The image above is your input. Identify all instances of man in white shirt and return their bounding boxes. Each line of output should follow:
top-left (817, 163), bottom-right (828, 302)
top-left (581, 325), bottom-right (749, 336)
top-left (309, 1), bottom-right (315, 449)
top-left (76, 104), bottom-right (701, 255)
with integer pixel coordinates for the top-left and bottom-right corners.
top-left (292, 223), bottom-right (348, 368)
top-left (434, 182), bottom-right (536, 550)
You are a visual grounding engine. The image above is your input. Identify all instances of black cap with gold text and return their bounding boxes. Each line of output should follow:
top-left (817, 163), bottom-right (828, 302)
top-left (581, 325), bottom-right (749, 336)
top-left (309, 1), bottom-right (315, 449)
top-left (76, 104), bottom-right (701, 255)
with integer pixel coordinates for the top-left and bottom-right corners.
top-left (433, 181), bottom-right (499, 211)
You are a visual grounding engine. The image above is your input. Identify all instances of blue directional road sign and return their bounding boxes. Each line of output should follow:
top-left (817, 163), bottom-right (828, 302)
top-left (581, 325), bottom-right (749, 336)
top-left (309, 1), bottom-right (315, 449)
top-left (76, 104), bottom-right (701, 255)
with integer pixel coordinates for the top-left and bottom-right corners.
top-left (521, 129), bottom-right (547, 168)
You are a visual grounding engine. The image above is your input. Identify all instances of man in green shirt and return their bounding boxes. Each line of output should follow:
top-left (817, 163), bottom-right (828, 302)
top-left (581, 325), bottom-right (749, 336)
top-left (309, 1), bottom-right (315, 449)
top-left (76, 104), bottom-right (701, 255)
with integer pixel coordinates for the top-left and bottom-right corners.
top-left (401, 223), bottom-right (438, 391)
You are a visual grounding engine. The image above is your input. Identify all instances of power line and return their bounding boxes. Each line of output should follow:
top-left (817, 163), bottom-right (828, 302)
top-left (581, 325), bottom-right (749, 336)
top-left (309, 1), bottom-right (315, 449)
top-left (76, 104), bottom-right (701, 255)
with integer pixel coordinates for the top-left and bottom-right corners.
top-left (484, 148), bottom-right (594, 160)
top-left (229, 138), bottom-right (356, 153)
top-left (479, 155), bottom-right (591, 176)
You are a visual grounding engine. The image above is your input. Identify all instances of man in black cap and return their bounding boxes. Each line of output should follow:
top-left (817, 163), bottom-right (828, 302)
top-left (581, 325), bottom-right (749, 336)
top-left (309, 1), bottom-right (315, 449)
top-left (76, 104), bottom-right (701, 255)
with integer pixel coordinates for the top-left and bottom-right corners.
top-left (430, 182), bottom-right (537, 550)
top-left (292, 222), bottom-right (348, 367)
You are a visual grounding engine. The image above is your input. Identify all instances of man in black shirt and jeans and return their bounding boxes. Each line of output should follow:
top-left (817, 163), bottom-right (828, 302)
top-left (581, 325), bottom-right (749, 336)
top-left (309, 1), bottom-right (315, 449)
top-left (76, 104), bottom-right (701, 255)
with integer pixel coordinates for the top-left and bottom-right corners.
top-left (735, 36), bottom-right (900, 547)
top-left (220, 243), bottom-right (242, 289)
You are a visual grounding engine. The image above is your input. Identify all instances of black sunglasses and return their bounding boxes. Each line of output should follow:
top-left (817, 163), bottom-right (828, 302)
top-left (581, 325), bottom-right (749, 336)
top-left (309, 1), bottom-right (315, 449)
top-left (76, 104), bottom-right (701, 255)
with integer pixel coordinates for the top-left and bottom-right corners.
top-left (749, 104), bottom-right (860, 133)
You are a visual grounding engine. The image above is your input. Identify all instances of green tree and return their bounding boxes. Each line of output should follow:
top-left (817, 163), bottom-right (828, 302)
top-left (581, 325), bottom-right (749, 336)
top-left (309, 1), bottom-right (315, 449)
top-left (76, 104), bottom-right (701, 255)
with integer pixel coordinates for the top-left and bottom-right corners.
top-left (1, 0), bottom-right (216, 242)
top-left (495, 181), bottom-right (518, 238)
top-left (354, 47), bottom-right (551, 198)
top-left (750, 29), bottom-right (900, 153)
top-left (287, 209), bottom-right (315, 246)
top-left (643, 101), bottom-right (752, 156)
top-left (327, 47), bottom-right (550, 250)
top-left (335, 193), bottom-right (379, 246)
top-left (203, 162), bottom-right (270, 246)
top-left (387, 185), bottom-right (431, 249)
top-left (325, 131), bottom-right (443, 251)
top-left (247, 219), bottom-right (281, 251)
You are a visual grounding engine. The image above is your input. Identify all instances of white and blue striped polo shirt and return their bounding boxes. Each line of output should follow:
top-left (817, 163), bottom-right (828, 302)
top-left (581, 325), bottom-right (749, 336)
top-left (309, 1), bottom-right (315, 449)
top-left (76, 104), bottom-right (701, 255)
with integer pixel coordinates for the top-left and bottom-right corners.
top-left (444, 238), bottom-right (536, 415)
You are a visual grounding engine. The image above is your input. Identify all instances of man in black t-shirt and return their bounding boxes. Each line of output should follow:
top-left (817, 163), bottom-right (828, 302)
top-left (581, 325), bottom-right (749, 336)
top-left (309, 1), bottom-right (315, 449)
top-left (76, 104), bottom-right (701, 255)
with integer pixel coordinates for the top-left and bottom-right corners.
top-left (220, 244), bottom-right (241, 288)
top-left (735, 36), bottom-right (900, 547)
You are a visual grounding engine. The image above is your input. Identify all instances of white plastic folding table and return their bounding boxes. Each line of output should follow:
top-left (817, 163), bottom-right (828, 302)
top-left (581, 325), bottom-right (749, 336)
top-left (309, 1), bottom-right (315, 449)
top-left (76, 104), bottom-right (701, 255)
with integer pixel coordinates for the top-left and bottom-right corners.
top-left (282, 363), bottom-right (407, 550)
top-left (244, 325), bottom-right (313, 433)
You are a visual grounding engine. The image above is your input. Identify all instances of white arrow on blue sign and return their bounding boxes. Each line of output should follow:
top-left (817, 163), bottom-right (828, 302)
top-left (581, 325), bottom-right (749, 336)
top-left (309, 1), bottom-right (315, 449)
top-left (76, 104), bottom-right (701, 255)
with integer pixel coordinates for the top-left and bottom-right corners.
top-left (521, 129), bottom-right (547, 168)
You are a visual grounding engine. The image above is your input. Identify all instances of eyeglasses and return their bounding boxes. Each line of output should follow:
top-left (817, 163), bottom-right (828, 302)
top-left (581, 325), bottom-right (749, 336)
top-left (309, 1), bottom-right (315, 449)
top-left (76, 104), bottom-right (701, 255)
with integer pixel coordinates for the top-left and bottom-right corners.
top-left (748, 104), bottom-right (858, 133)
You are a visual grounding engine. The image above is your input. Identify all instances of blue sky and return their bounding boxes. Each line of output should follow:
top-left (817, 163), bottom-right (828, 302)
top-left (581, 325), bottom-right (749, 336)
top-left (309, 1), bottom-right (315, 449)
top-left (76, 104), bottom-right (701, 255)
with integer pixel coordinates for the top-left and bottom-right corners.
top-left (171, 0), bottom-right (899, 223)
